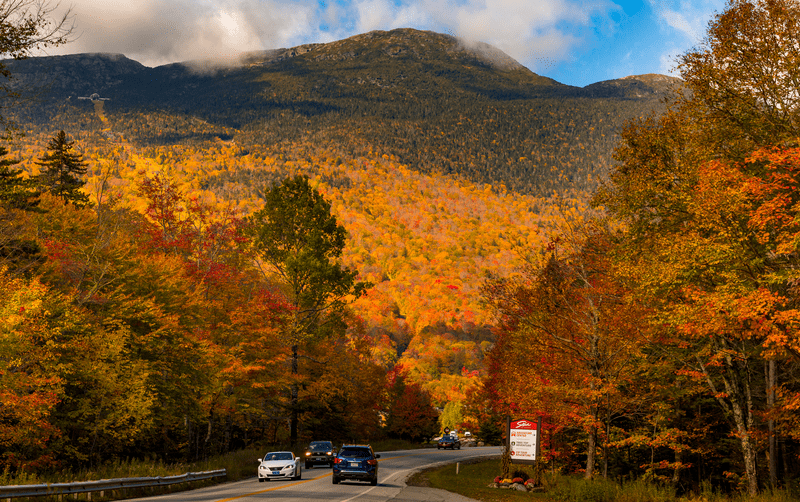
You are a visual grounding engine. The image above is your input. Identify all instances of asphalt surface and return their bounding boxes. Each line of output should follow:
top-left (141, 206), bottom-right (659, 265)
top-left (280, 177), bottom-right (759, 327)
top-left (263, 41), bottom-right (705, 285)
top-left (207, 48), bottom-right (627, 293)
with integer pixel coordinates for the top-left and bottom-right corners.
top-left (390, 485), bottom-right (481, 501)
top-left (390, 452), bottom-right (483, 502)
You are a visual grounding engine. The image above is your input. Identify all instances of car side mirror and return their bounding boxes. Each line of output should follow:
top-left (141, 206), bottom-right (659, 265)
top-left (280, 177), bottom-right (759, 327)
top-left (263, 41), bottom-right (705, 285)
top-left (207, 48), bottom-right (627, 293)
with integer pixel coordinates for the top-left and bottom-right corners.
top-left (257, 459), bottom-right (262, 463)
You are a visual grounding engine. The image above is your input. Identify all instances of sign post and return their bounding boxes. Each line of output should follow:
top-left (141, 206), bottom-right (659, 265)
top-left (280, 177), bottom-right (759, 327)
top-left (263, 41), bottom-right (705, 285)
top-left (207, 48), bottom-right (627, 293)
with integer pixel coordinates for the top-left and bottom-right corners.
top-left (507, 417), bottom-right (540, 465)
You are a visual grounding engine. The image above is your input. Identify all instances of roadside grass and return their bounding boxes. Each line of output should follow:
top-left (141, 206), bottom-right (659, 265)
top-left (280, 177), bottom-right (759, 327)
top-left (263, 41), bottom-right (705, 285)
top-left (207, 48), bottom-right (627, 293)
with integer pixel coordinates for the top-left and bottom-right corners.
top-left (0, 448), bottom-right (264, 487)
top-left (0, 448), bottom-right (267, 502)
top-left (407, 458), bottom-right (800, 502)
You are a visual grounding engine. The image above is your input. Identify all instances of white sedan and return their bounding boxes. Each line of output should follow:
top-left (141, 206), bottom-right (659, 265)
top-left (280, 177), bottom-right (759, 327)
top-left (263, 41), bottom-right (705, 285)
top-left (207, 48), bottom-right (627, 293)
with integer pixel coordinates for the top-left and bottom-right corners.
top-left (257, 451), bottom-right (302, 481)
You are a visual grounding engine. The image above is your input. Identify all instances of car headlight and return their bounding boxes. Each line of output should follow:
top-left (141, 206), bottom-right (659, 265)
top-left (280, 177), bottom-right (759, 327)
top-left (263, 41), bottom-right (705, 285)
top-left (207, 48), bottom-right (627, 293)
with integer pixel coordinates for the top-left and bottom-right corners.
top-left (305, 452), bottom-right (310, 456)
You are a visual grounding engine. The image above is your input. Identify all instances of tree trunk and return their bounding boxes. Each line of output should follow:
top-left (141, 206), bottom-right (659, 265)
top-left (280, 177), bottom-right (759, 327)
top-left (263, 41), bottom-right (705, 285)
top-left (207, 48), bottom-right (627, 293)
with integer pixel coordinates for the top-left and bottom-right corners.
top-left (585, 412), bottom-right (597, 479)
top-left (700, 350), bottom-right (759, 496)
top-left (767, 359), bottom-right (776, 491)
top-left (672, 447), bottom-right (682, 486)
top-left (290, 343), bottom-right (298, 446)
top-left (730, 396), bottom-right (758, 496)
top-left (603, 407), bottom-right (609, 479)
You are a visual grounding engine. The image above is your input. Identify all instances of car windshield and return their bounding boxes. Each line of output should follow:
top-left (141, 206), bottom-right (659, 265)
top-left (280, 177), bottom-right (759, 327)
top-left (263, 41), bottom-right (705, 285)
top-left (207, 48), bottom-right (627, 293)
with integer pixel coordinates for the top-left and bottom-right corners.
top-left (339, 448), bottom-right (371, 458)
top-left (310, 442), bottom-right (332, 451)
top-left (264, 452), bottom-right (293, 461)
top-left (440, 436), bottom-right (453, 441)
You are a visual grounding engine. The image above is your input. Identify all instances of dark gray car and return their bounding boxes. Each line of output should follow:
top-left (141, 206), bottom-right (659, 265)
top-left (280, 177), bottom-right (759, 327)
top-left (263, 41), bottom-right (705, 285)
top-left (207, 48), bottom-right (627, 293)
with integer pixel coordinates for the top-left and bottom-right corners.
top-left (304, 441), bottom-right (336, 468)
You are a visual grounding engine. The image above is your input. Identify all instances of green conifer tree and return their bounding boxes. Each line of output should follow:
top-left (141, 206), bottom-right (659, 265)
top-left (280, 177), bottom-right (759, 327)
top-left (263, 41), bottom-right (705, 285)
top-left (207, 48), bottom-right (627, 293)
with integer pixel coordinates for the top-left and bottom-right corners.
top-left (247, 174), bottom-right (369, 446)
top-left (35, 130), bottom-right (90, 207)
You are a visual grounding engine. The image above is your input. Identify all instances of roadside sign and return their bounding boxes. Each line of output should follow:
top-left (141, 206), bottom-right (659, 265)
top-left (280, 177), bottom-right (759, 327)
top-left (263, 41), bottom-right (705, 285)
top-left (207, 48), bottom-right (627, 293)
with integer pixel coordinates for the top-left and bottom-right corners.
top-left (508, 417), bottom-right (540, 465)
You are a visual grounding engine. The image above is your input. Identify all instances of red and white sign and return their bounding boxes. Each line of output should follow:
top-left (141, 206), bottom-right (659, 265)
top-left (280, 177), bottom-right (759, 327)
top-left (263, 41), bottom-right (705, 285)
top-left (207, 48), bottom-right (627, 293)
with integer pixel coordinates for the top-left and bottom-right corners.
top-left (509, 418), bottom-right (538, 463)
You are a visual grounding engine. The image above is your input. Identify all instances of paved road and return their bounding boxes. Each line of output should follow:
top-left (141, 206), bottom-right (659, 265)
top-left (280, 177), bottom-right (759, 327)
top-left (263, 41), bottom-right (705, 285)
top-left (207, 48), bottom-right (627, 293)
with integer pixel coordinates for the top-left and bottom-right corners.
top-left (128, 446), bottom-right (499, 502)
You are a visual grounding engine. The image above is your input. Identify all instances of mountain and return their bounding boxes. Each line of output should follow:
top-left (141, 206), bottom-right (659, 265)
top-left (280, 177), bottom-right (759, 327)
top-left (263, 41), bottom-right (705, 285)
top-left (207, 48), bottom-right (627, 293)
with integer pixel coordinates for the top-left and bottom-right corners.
top-left (1, 28), bottom-right (682, 403)
top-left (4, 28), bottom-right (680, 196)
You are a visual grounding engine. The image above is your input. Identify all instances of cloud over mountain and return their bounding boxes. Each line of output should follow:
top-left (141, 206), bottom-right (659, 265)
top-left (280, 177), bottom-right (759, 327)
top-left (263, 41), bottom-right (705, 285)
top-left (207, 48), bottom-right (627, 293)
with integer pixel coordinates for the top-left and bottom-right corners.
top-left (44, 0), bottom-right (725, 86)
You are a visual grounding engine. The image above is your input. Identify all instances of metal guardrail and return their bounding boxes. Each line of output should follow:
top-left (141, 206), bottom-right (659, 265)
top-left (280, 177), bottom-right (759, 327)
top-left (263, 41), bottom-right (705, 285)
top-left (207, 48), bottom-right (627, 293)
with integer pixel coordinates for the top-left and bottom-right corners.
top-left (0, 469), bottom-right (227, 499)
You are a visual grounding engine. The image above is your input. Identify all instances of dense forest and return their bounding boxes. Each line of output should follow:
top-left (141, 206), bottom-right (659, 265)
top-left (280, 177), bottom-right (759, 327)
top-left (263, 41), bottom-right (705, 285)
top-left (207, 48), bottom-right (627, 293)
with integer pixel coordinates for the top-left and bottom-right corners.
top-left (3, 2), bottom-right (800, 498)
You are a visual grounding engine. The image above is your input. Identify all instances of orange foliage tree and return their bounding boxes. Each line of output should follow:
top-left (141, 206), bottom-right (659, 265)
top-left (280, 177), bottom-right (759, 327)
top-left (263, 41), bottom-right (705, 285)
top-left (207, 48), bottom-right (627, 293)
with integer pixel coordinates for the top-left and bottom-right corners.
top-left (482, 219), bottom-right (649, 478)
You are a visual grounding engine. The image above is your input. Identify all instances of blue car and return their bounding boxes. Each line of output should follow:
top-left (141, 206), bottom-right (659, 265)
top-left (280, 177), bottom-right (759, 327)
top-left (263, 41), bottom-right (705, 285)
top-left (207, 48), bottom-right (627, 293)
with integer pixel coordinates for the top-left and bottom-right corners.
top-left (332, 445), bottom-right (380, 485)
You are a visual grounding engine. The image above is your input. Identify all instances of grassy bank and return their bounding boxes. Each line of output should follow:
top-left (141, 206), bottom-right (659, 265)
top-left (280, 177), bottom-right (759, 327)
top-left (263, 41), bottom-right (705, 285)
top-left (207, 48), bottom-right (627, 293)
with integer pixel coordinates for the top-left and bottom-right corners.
top-left (406, 458), bottom-right (798, 502)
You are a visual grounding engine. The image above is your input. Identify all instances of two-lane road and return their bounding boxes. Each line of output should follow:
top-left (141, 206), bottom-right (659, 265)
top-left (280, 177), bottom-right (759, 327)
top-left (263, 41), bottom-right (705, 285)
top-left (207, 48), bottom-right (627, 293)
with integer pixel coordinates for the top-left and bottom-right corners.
top-left (130, 446), bottom-right (500, 502)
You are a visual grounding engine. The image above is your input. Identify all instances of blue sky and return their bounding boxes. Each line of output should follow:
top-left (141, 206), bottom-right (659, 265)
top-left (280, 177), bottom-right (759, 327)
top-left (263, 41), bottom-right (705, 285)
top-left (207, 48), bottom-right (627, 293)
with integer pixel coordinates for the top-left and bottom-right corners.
top-left (50, 0), bottom-right (728, 87)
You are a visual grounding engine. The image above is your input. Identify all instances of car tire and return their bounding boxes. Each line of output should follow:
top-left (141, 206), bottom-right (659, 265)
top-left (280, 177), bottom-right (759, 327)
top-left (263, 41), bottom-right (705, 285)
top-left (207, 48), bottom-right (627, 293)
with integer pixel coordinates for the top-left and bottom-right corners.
top-left (329, 462), bottom-right (334, 468)
top-left (332, 475), bottom-right (339, 484)
top-left (305, 462), bottom-right (310, 469)
top-left (371, 477), bottom-right (378, 486)
top-left (295, 470), bottom-right (302, 480)
top-left (258, 478), bottom-right (264, 483)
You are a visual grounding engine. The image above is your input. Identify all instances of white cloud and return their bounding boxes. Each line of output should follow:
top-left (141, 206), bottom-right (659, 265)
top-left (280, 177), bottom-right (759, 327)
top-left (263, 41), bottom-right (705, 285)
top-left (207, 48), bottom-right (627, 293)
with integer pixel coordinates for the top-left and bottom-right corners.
top-left (645, 0), bottom-right (726, 78)
top-left (647, 0), bottom-right (726, 44)
top-left (348, 0), bottom-right (609, 74)
top-left (48, 0), bottom-right (318, 66)
top-left (355, 0), bottom-right (397, 32)
top-left (36, 0), bottom-right (726, 84)
top-left (45, 0), bottom-right (613, 71)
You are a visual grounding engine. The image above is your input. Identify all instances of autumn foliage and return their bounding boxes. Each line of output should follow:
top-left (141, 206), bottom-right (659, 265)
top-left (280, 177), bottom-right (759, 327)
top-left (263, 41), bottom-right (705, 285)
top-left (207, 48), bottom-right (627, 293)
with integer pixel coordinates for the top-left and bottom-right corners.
top-left (4, 1), bottom-right (800, 495)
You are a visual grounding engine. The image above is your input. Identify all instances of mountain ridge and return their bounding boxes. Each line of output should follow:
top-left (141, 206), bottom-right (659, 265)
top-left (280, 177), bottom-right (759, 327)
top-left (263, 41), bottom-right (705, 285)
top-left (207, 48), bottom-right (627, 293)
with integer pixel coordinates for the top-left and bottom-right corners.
top-left (4, 28), bottom-right (680, 196)
top-left (4, 28), bottom-right (680, 97)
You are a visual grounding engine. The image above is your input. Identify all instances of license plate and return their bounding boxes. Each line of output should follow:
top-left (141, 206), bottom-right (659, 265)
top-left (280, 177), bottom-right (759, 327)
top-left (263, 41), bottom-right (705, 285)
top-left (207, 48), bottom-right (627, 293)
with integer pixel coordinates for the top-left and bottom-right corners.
top-left (350, 461), bottom-right (360, 467)
top-left (272, 471), bottom-right (280, 475)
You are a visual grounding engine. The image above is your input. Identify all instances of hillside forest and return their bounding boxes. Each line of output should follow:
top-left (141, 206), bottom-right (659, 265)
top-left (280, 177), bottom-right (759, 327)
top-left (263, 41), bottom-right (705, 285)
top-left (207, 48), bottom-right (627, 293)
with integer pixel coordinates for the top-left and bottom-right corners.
top-left (1, 0), bottom-right (800, 498)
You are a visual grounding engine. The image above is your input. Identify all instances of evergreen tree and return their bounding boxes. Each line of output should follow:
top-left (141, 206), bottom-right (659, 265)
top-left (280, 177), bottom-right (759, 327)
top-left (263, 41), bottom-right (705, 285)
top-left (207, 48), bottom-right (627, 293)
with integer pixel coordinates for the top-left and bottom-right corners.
top-left (0, 145), bottom-right (38, 210)
top-left (0, 145), bottom-right (42, 275)
top-left (35, 130), bottom-right (90, 207)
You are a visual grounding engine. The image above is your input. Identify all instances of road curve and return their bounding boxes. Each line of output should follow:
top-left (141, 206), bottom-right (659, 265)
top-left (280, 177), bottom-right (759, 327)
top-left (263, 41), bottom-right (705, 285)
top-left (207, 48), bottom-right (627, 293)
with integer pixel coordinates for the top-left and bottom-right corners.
top-left (128, 446), bottom-right (500, 502)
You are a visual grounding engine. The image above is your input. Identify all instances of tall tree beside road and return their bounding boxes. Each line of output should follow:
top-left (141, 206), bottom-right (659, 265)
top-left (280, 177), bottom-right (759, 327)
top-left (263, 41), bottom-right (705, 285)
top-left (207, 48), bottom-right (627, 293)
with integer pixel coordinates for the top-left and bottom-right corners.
top-left (0, 0), bottom-right (74, 138)
top-left (595, 0), bottom-right (800, 495)
top-left (482, 222), bottom-right (648, 479)
top-left (678, 0), bottom-right (800, 156)
top-left (247, 174), bottom-right (369, 445)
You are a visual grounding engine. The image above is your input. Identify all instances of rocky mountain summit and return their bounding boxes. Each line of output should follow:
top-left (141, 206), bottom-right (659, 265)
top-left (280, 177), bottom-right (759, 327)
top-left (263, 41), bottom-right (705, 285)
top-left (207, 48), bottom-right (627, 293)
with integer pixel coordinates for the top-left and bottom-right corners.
top-left (3, 28), bottom-right (678, 103)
